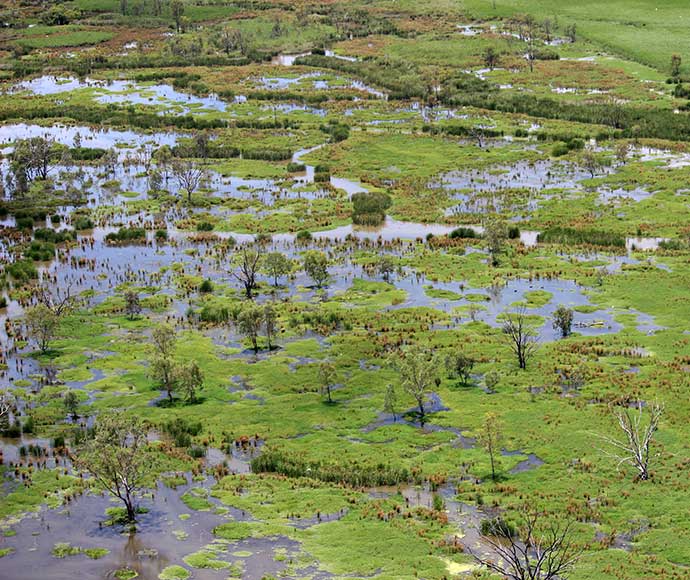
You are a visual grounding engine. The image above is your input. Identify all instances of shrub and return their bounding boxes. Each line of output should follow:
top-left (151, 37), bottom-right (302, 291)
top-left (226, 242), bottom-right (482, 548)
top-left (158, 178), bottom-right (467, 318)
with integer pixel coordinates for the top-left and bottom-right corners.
top-left (162, 417), bottom-right (202, 448)
top-left (321, 120), bottom-right (350, 142)
top-left (352, 191), bottom-right (392, 226)
top-left (199, 279), bottom-right (213, 293)
top-left (72, 216), bottom-right (94, 230)
top-left (16, 216), bottom-right (34, 230)
top-left (551, 142), bottom-right (570, 157)
top-left (7, 259), bottom-right (38, 282)
top-left (34, 228), bottom-right (75, 243)
top-left (104, 227), bottom-right (147, 244)
top-left (188, 445), bottom-right (205, 459)
top-left (2, 422), bottom-right (21, 438)
top-left (25, 241), bottom-right (56, 261)
top-left (70, 147), bottom-right (106, 161)
top-left (287, 162), bottom-right (305, 172)
top-left (449, 227), bottom-right (479, 239)
top-left (659, 239), bottom-right (685, 250)
top-left (22, 416), bottom-right (34, 434)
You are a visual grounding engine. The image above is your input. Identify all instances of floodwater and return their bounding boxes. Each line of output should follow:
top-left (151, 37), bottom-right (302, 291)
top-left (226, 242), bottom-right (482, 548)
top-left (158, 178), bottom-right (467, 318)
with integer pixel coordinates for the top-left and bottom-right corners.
top-left (0, 468), bottom-right (303, 580)
top-left (11, 76), bottom-right (229, 115)
top-left (0, 64), bottom-right (671, 578)
top-left (0, 123), bottom-right (180, 153)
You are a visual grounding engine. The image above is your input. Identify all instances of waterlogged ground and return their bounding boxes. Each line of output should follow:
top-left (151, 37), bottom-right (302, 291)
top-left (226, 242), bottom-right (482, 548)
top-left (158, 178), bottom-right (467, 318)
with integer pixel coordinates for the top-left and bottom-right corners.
top-left (3, 2), bottom-right (690, 580)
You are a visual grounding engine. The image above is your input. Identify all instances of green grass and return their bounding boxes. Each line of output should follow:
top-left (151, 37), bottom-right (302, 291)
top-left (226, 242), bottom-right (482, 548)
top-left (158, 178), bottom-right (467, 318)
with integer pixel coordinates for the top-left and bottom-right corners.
top-left (17, 28), bottom-right (114, 49)
top-left (4, 2), bottom-right (690, 579)
top-left (461, 0), bottom-right (690, 74)
top-left (158, 565), bottom-right (190, 580)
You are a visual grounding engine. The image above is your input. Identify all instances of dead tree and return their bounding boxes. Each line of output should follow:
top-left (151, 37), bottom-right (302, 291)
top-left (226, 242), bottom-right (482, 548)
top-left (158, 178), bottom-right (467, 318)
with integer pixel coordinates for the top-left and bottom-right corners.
top-left (231, 247), bottom-right (262, 299)
top-left (36, 282), bottom-right (77, 317)
top-left (473, 509), bottom-right (583, 580)
top-left (172, 159), bottom-right (205, 201)
top-left (0, 390), bottom-right (14, 429)
top-left (599, 402), bottom-right (663, 481)
top-left (502, 306), bottom-right (539, 369)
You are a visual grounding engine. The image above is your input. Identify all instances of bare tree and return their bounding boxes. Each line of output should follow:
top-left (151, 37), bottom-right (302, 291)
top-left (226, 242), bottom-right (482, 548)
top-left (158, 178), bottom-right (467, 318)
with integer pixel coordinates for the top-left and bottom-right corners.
top-left (172, 159), bottom-right (205, 201)
top-left (36, 282), bottom-right (77, 317)
top-left (231, 247), bottom-right (262, 299)
top-left (469, 126), bottom-right (487, 149)
top-left (10, 136), bottom-right (60, 191)
top-left (483, 46), bottom-right (499, 71)
top-left (523, 15), bottom-right (538, 73)
top-left (598, 402), bottom-right (663, 481)
top-left (0, 390), bottom-right (15, 430)
top-left (502, 307), bottom-right (539, 370)
top-left (135, 145), bottom-right (154, 174)
top-left (473, 508), bottom-right (583, 580)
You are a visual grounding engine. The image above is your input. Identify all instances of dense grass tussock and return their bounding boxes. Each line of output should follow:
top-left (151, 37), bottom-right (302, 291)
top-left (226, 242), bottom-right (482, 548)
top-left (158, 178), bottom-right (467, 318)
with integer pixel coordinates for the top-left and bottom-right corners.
top-left (252, 448), bottom-right (414, 487)
top-left (537, 227), bottom-right (625, 247)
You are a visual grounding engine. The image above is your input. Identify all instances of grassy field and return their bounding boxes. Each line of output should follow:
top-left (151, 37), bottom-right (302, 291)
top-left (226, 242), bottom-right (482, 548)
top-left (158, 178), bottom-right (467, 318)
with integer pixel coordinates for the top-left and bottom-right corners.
top-left (460, 0), bottom-right (690, 73)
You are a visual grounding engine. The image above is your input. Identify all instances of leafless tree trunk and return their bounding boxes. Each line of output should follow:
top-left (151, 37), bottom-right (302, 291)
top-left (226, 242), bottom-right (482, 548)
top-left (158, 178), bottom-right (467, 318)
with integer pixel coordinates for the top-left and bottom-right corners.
top-left (36, 282), bottom-right (77, 317)
top-left (231, 247), bottom-right (262, 299)
top-left (135, 145), bottom-right (154, 174)
top-left (542, 18), bottom-right (553, 42)
top-left (469, 127), bottom-right (486, 149)
top-left (598, 402), bottom-right (663, 481)
top-left (472, 508), bottom-right (583, 579)
top-left (524, 16), bottom-right (537, 73)
top-left (502, 306), bottom-right (539, 369)
top-left (172, 159), bottom-right (205, 201)
top-left (0, 391), bottom-right (14, 428)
